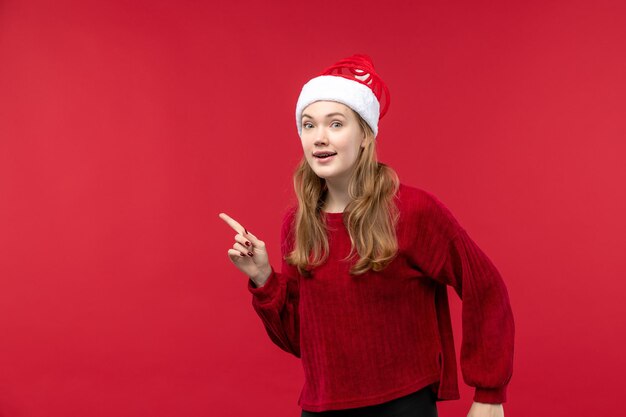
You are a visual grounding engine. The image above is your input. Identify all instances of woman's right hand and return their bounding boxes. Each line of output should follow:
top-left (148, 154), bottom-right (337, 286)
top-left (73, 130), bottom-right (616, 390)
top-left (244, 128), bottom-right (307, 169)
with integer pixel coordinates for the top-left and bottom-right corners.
top-left (218, 212), bottom-right (272, 287)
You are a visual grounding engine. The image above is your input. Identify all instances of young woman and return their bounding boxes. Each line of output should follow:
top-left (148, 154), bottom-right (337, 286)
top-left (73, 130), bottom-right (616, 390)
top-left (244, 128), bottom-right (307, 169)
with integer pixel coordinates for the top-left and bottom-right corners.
top-left (219, 54), bottom-right (514, 417)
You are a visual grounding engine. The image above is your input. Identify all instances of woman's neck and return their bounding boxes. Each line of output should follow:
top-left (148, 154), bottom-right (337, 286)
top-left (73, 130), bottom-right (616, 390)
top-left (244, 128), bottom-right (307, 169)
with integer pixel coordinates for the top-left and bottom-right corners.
top-left (323, 179), bottom-right (351, 213)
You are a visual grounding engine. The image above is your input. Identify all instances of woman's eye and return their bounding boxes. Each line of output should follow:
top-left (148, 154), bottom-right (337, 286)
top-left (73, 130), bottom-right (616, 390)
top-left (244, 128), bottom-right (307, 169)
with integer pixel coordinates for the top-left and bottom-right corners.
top-left (331, 122), bottom-right (342, 128)
top-left (303, 122), bottom-right (313, 129)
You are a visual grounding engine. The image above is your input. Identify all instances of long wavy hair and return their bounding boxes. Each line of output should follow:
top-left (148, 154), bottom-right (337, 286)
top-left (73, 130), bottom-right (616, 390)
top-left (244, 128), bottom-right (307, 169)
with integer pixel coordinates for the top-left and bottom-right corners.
top-left (286, 109), bottom-right (401, 277)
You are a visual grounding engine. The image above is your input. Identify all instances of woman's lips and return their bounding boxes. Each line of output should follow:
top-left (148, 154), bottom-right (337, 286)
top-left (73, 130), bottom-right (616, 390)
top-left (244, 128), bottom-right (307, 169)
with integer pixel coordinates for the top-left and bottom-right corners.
top-left (315, 154), bottom-right (336, 163)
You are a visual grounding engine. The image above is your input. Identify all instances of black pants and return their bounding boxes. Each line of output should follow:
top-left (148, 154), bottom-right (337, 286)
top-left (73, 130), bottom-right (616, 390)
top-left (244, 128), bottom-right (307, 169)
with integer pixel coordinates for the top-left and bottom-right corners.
top-left (300, 386), bottom-right (438, 417)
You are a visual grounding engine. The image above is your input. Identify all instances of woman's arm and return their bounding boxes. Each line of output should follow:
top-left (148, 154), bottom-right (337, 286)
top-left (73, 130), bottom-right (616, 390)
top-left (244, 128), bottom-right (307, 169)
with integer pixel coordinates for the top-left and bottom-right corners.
top-left (436, 227), bottom-right (515, 404)
top-left (247, 208), bottom-right (301, 358)
top-left (409, 191), bottom-right (515, 405)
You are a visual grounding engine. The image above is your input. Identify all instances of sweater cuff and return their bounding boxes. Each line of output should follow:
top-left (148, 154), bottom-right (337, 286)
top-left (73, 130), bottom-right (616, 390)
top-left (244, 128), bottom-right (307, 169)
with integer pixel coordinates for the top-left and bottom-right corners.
top-left (473, 385), bottom-right (507, 404)
top-left (247, 267), bottom-right (279, 305)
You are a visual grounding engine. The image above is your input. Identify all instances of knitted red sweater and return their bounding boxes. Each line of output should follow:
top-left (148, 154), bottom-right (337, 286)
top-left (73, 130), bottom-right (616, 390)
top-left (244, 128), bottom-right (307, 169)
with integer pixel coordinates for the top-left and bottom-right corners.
top-left (247, 183), bottom-right (514, 412)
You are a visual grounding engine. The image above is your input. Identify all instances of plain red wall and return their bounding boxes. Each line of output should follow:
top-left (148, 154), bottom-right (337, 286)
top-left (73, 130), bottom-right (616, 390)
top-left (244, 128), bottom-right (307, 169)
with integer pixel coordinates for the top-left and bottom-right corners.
top-left (1, 0), bottom-right (625, 416)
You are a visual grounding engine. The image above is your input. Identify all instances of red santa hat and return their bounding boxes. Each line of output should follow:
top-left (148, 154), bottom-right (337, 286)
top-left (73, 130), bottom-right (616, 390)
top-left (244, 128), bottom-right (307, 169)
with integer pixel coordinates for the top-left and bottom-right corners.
top-left (295, 54), bottom-right (390, 138)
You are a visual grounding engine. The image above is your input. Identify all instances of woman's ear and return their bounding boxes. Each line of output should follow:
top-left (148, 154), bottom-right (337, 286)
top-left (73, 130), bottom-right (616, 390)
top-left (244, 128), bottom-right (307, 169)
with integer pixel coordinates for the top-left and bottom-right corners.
top-left (360, 133), bottom-right (370, 148)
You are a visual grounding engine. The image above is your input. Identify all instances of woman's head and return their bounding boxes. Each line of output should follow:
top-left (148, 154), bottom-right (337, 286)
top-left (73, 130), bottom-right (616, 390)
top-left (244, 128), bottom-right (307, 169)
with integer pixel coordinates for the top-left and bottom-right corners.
top-left (300, 100), bottom-right (375, 184)
top-left (294, 54), bottom-right (389, 186)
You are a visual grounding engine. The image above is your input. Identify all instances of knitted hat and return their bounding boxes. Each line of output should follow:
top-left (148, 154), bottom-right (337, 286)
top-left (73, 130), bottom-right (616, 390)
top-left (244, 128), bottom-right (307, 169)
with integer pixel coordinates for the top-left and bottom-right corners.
top-left (295, 54), bottom-right (390, 138)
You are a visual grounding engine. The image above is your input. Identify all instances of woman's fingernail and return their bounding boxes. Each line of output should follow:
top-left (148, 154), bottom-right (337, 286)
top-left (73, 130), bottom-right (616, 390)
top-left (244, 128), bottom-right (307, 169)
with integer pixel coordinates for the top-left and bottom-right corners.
top-left (247, 252), bottom-right (253, 257)
top-left (240, 253), bottom-right (246, 257)
top-left (245, 241), bottom-right (251, 246)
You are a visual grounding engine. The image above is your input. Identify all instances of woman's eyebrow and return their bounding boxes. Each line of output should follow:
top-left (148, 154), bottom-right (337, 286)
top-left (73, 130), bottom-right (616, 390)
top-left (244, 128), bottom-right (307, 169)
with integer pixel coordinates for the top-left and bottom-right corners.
top-left (302, 112), bottom-right (346, 120)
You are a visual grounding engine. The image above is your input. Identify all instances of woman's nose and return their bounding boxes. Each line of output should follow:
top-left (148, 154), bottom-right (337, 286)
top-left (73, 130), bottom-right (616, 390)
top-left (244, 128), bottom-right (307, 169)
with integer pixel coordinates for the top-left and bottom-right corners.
top-left (314, 130), bottom-right (328, 145)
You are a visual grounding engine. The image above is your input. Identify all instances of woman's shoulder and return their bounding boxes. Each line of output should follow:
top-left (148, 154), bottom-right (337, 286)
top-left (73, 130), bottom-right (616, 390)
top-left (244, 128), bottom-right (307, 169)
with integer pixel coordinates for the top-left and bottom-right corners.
top-left (397, 183), bottom-right (461, 231)
top-left (397, 182), bottom-right (449, 212)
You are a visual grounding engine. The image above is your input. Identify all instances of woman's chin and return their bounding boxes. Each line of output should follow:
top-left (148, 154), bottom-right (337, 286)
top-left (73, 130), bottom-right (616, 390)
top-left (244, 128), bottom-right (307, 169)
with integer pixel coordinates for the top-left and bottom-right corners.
top-left (313, 170), bottom-right (334, 180)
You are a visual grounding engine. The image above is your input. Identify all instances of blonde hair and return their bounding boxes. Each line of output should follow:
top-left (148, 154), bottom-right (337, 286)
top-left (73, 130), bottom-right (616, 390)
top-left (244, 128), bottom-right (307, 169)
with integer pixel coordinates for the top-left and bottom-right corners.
top-left (286, 109), bottom-right (400, 277)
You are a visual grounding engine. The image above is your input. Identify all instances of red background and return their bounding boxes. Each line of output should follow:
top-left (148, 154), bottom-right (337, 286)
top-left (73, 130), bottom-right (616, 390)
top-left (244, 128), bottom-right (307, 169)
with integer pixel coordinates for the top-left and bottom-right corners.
top-left (1, 1), bottom-right (625, 416)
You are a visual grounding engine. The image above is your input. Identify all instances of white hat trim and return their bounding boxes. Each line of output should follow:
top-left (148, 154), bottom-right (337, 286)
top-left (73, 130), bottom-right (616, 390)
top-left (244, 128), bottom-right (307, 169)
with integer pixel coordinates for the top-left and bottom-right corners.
top-left (295, 75), bottom-right (380, 137)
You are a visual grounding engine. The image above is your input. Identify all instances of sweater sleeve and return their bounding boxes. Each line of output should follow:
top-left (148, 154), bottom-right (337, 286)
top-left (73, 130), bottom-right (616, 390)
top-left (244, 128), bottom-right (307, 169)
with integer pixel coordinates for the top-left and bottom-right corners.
top-left (437, 228), bottom-right (515, 404)
top-left (411, 193), bottom-right (515, 404)
top-left (246, 207), bottom-right (301, 358)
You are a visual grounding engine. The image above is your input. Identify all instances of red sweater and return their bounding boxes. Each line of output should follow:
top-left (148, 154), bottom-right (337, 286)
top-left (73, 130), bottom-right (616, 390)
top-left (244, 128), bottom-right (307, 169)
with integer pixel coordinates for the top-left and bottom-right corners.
top-left (247, 183), bottom-right (514, 412)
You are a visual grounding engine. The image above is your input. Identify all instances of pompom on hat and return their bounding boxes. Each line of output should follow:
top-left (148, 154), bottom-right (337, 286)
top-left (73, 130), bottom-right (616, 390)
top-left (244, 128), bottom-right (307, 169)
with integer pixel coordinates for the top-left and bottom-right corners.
top-left (295, 54), bottom-right (390, 138)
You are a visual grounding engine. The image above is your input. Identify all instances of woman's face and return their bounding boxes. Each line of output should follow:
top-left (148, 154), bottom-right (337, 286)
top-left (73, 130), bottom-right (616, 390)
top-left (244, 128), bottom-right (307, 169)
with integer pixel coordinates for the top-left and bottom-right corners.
top-left (300, 100), bottom-right (365, 183)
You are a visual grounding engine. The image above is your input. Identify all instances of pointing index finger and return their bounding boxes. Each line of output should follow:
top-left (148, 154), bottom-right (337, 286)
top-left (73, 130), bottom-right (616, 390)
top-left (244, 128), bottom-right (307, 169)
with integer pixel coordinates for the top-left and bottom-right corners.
top-left (218, 212), bottom-right (246, 235)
